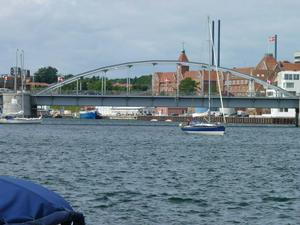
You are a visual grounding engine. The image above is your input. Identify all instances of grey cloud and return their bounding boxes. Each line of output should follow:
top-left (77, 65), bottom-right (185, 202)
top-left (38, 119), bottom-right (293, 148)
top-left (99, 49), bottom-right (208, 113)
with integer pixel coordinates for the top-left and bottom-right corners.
top-left (0, 0), bottom-right (299, 75)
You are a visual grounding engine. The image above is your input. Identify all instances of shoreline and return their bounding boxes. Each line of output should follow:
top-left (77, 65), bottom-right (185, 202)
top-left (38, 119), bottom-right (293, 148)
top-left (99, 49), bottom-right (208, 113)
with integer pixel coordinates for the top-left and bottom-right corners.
top-left (137, 115), bottom-right (296, 125)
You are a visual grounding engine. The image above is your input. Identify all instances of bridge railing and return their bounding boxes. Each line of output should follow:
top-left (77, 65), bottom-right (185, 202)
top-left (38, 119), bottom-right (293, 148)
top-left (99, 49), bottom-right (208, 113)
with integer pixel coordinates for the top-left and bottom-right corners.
top-left (32, 88), bottom-right (279, 98)
top-left (35, 60), bottom-right (293, 98)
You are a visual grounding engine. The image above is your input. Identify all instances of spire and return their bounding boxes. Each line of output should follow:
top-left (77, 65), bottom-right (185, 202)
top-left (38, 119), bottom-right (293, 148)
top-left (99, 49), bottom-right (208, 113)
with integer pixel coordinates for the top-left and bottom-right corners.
top-left (178, 45), bottom-right (189, 62)
top-left (177, 46), bottom-right (189, 75)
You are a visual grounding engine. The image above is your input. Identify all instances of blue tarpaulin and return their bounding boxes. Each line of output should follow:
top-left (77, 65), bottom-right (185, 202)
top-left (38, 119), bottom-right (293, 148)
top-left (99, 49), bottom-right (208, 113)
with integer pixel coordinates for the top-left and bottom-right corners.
top-left (0, 176), bottom-right (85, 225)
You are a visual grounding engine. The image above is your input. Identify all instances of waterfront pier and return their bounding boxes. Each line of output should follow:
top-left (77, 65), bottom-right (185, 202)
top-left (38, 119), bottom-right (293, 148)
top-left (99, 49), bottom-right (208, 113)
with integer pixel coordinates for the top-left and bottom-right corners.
top-left (1, 59), bottom-right (300, 126)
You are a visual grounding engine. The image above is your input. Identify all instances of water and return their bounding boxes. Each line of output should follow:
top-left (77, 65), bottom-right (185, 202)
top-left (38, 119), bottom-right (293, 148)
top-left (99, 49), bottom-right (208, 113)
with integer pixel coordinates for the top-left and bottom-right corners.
top-left (0, 119), bottom-right (300, 224)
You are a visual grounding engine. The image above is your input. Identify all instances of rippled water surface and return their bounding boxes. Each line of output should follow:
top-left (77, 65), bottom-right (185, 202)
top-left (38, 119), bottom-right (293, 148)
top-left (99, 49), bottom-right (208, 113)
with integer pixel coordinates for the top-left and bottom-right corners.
top-left (1, 119), bottom-right (300, 224)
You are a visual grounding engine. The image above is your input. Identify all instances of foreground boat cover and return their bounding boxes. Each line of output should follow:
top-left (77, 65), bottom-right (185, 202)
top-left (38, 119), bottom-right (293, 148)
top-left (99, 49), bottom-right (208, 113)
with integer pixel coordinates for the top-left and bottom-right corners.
top-left (0, 176), bottom-right (85, 225)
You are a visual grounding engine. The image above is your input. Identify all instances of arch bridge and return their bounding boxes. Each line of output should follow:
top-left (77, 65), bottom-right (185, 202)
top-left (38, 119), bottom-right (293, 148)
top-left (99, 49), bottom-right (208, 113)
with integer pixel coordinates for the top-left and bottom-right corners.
top-left (36, 60), bottom-right (291, 97)
top-left (31, 60), bottom-right (300, 127)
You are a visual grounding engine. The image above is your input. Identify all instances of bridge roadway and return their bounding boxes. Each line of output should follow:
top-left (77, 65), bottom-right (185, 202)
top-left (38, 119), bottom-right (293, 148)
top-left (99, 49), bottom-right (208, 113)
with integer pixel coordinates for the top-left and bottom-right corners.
top-left (1, 93), bottom-right (299, 126)
top-left (32, 94), bottom-right (300, 127)
top-left (32, 94), bottom-right (300, 109)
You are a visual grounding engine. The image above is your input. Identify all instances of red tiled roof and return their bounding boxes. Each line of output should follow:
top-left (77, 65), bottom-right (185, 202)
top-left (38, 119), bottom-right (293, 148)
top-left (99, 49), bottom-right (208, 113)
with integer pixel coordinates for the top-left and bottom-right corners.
top-left (156, 70), bottom-right (220, 83)
top-left (232, 67), bottom-right (276, 82)
top-left (233, 67), bottom-right (254, 74)
top-left (178, 50), bottom-right (189, 62)
top-left (184, 70), bottom-right (218, 81)
top-left (156, 72), bottom-right (177, 83)
top-left (256, 54), bottom-right (279, 71)
top-left (279, 62), bottom-right (300, 71)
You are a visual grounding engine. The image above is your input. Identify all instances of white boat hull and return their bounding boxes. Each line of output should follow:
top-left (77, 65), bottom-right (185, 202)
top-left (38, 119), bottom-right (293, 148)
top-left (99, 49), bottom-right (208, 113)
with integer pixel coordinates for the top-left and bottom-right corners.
top-left (182, 130), bottom-right (225, 135)
top-left (0, 118), bottom-right (42, 124)
top-left (181, 122), bottom-right (225, 136)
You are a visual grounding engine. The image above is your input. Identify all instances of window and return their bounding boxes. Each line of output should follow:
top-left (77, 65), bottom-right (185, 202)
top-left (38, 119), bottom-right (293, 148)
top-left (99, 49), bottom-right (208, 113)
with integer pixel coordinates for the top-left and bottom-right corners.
top-left (294, 74), bottom-right (299, 80)
top-left (284, 74), bottom-right (289, 80)
top-left (285, 82), bottom-right (294, 88)
top-left (279, 108), bottom-right (288, 112)
top-left (284, 74), bottom-right (294, 80)
top-left (225, 80), bottom-right (231, 85)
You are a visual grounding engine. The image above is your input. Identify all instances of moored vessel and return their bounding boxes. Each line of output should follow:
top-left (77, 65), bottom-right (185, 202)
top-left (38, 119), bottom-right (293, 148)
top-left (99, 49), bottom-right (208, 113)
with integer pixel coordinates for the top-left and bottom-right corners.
top-left (0, 115), bottom-right (42, 124)
top-left (79, 110), bottom-right (102, 119)
top-left (181, 121), bottom-right (225, 135)
top-left (0, 51), bottom-right (43, 124)
top-left (180, 17), bottom-right (226, 135)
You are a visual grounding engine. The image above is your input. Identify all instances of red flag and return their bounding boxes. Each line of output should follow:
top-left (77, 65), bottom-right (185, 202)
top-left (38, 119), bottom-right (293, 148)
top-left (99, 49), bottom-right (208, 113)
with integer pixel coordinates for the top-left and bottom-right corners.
top-left (269, 36), bottom-right (275, 42)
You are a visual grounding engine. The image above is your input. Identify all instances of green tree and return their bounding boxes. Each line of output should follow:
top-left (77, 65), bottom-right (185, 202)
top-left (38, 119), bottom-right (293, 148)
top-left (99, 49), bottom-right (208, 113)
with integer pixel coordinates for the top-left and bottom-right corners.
top-left (64, 74), bottom-right (74, 79)
top-left (60, 74), bottom-right (76, 91)
top-left (87, 77), bottom-right (102, 90)
top-left (106, 80), bottom-right (113, 90)
top-left (34, 67), bottom-right (58, 84)
top-left (132, 75), bottom-right (151, 91)
top-left (179, 77), bottom-right (198, 95)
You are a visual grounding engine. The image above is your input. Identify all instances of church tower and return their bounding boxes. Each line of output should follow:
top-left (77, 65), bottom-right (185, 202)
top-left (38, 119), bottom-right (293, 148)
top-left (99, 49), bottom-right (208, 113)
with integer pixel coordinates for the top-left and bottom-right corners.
top-left (177, 45), bottom-right (189, 76)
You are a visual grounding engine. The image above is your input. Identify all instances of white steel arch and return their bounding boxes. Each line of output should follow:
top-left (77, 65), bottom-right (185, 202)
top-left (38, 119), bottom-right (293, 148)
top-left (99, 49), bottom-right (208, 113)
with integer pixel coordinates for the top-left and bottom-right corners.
top-left (36, 60), bottom-right (292, 96)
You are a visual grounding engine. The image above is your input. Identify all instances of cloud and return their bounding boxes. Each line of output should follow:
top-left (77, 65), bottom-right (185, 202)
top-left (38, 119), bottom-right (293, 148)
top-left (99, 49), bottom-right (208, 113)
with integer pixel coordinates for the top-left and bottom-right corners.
top-left (0, 0), bottom-right (299, 75)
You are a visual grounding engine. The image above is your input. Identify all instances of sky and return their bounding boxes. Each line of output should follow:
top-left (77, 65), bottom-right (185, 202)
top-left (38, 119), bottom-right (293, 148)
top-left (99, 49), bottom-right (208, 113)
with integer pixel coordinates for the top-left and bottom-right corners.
top-left (0, 0), bottom-right (300, 76)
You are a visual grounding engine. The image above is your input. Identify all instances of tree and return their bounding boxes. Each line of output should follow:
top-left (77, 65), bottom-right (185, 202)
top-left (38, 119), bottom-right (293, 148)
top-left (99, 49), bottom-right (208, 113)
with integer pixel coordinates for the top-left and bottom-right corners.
top-left (64, 74), bottom-right (74, 79)
top-left (87, 77), bottom-right (102, 90)
top-left (34, 67), bottom-right (58, 84)
top-left (179, 77), bottom-right (198, 95)
top-left (132, 75), bottom-right (151, 91)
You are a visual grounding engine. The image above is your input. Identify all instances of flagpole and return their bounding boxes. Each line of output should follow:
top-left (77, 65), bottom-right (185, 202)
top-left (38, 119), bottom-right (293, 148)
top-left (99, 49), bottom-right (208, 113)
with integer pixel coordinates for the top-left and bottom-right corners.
top-left (275, 34), bottom-right (277, 61)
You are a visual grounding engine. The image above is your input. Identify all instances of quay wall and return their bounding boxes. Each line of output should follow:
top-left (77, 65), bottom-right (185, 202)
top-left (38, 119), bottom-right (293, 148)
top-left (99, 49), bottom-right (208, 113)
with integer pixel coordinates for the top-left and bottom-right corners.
top-left (137, 115), bottom-right (295, 125)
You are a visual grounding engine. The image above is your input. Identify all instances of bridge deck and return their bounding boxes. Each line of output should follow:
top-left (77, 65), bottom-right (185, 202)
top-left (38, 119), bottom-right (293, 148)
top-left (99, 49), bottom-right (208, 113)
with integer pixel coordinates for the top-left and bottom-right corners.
top-left (31, 95), bottom-right (300, 109)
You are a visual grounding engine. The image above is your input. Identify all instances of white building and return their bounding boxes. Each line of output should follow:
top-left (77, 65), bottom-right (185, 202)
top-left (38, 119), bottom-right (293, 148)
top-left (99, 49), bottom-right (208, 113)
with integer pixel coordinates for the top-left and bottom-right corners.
top-left (96, 106), bottom-right (154, 117)
top-left (266, 70), bottom-right (300, 117)
top-left (277, 71), bottom-right (300, 96)
top-left (294, 51), bottom-right (300, 63)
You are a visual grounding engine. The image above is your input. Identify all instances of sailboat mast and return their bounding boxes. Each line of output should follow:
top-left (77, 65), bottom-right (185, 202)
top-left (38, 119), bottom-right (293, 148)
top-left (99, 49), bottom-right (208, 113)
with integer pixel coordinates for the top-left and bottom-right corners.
top-left (207, 17), bottom-right (211, 123)
top-left (15, 49), bottom-right (19, 92)
top-left (208, 17), bottom-right (226, 124)
top-left (21, 50), bottom-right (25, 116)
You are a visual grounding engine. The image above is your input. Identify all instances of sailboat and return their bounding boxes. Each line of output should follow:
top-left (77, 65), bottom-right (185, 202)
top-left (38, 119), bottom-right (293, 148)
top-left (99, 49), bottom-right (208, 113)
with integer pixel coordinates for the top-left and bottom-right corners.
top-left (0, 114), bottom-right (42, 124)
top-left (0, 50), bottom-right (42, 124)
top-left (181, 17), bottom-right (226, 135)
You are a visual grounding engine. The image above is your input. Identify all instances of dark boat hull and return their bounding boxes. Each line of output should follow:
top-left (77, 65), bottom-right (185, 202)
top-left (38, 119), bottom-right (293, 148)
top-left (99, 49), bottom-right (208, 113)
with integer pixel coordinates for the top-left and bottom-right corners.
top-left (181, 125), bottom-right (225, 135)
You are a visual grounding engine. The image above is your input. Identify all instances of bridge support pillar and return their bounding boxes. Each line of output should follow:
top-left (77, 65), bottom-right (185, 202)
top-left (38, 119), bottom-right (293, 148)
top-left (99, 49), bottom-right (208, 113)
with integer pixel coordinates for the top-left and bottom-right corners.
top-left (31, 104), bottom-right (37, 117)
top-left (248, 79), bottom-right (254, 97)
top-left (2, 92), bottom-right (32, 117)
top-left (296, 99), bottom-right (300, 127)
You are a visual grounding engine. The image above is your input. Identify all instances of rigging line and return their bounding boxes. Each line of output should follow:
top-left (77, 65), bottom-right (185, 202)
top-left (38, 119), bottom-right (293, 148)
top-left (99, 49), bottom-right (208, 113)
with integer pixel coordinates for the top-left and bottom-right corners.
top-left (208, 18), bottom-right (226, 124)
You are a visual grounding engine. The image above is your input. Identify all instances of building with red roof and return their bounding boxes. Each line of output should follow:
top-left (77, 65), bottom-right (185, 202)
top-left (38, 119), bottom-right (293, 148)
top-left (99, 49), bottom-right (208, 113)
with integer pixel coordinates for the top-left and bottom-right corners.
top-left (153, 49), bottom-right (300, 115)
top-left (153, 49), bottom-right (220, 97)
